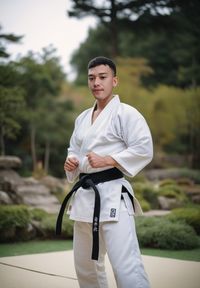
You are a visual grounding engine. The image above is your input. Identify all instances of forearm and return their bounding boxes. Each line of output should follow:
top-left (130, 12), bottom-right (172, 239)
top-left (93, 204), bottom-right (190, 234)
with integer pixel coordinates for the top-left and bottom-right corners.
top-left (104, 155), bottom-right (120, 168)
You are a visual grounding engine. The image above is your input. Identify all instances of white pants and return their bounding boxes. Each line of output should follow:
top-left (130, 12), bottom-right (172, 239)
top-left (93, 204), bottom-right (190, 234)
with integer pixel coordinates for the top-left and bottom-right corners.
top-left (73, 201), bottom-right (150, 288)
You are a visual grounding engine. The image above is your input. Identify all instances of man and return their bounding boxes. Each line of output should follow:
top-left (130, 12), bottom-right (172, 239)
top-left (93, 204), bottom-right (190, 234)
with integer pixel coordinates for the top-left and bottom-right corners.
top-left (59, 56), bottom-right (153, 288)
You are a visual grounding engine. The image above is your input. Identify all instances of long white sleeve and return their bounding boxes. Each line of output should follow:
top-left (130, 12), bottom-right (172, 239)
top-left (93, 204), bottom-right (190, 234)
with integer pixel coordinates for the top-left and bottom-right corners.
top-left (110, 109), bottom-right (153, 177)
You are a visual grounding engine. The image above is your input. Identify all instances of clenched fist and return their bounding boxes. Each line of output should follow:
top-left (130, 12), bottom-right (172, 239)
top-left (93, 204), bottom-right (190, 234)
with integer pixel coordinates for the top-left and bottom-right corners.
top-left (64, 157), bottom-right (79, 172)
top-left (86, 152), bottom-right (117, 168)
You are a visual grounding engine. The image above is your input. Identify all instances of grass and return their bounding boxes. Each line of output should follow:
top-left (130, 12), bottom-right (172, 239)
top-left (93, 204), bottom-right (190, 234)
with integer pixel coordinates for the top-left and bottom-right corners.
top-left (0, 240), bottom-right (73, 257)
top-left (141, 248), bottom-right (200, 262)
top-left (0, 240), bottom-right (199, 262)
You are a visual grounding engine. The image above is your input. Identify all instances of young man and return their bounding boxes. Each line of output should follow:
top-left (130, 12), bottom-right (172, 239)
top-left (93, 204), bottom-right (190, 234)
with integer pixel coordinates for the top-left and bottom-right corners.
top-left (58, 56), bottom-right (153, 288)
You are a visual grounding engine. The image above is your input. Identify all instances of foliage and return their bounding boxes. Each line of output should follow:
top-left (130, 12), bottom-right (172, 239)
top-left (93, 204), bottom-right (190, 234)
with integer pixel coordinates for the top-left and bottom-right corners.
top-left (0, 84), bottom-right (25, 155)
top-left (167, 206), bottom-right (200, 235)
top-left (159, 179), bottom-right (177, 187)
top-left (69, 0), bottom-right (200, 88)
top-left (14, 46), bottom-right (67, 172)
top-left (133, 182), bottom-right (159, 210)
top-left (0, 26), bottom-right (23, 58)
top-left (2, 46), bottom-right (75, 176)
top-left (1, 1), bottom-right (200, 172)
top-left (0, 205), bottom-right (73, 242)
top-left (157, 184), bottom-right (187, 202)
top-left (40, 214), bottom-right (73, 239)
top-left (135, 216), bottom-right (200, 250)
top-left (30, 208), bottom-right (48, 221)
top-left (0, 205), bottom-right (31, 242)
top-left (0, 29), bottom-right (26, 157)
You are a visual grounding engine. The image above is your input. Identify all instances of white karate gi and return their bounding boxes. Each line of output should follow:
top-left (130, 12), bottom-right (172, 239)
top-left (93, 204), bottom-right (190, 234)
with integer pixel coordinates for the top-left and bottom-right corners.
top-left (66, 95), bottom-right (153, 288)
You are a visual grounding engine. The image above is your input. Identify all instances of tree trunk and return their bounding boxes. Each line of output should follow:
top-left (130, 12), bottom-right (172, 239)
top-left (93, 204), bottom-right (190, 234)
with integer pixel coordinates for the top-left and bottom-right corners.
top-left (0, 125), bottom-right (5, 155)
top-left (110, 0), bottom-right (118, 57)
top-left (44, 140), bottom-right (50, 174)
top-left (30, 124), bottom-right (37, 171)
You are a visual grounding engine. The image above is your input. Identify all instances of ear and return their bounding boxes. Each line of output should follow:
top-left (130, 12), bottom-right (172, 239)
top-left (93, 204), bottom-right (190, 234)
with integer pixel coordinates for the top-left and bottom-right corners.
top-left (113, 76), bottom-right (118, 87)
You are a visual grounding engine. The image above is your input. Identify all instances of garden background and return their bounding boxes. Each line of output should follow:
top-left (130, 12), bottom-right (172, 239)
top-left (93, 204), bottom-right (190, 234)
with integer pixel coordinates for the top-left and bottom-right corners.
top-left (0, 0), bottom-right (200, 259)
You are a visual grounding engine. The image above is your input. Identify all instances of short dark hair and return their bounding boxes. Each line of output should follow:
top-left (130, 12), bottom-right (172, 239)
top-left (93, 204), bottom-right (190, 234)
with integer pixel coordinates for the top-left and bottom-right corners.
top-left (88, 56), bottom-right (116, 76)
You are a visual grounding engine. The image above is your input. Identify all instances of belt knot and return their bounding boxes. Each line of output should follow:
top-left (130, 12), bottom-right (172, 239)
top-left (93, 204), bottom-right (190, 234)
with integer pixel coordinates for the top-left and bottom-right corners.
top-left (80, 174), bottom-right (92, 189)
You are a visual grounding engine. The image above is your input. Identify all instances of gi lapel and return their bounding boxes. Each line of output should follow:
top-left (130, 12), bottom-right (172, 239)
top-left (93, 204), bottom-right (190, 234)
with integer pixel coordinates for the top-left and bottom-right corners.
top-left (80, 95), bottom-right (120, 153)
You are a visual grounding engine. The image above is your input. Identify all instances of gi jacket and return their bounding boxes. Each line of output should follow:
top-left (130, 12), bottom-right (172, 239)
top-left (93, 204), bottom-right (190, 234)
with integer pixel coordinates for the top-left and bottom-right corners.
top-left (66, 95), bottom-right (153, 223)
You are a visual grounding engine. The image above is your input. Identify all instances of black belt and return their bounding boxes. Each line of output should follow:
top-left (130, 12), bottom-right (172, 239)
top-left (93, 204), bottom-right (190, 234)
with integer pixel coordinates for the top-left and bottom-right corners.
top-left (56, 167), bottom-right (123, 260)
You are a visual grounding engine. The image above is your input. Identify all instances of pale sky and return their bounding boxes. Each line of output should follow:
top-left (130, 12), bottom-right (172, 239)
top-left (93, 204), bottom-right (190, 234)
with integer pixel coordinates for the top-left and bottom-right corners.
top-left (0, 0), bottom-right (97, 79)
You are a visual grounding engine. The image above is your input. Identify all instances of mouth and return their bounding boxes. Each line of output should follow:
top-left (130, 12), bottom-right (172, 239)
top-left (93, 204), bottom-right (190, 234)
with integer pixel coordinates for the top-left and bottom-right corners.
top-left (93, 89), bottom-right (103, 92)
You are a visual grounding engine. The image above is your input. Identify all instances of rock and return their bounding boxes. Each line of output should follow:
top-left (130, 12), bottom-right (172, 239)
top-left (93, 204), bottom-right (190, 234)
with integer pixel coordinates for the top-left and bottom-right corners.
top-left (0, 169), bottom-right (24, 190)
top-left (143, 210), bottom-right (171, 216)
top-left (0, 156), bottom-right (62, 213)
top-left (144, 169), bottom-right (180, 181)
top-left (183, 185), bottom-right (200, 204)
top-left (0, 169), bottom-right (24, 203)
top-left (0, 191), bottom-right (13, 204)
top-left (40, 175), bottom-right (68, 193)
top-left (15, 181), bottom-right (60, 213)
top-left (158, 196), bottom-right (182, 210)
top-left (0, 156), bottom-right (22, 169)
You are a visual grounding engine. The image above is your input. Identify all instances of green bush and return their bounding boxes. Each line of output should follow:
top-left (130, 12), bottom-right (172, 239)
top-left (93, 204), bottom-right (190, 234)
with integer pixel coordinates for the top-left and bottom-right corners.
top-left (135, 216), bottom-right (200, 250)
top-left (167, 206), bottom-right (200, 235)
top-left (30, 208), bottom-right (48, 221)
top-left (159, 179), bottom-right (177, 187)
top-left (158, 184), bottom-right (187, 202)
top-left (40, 214), bottom-right (73, 239)
top-left (0, 205), bottom-right (31, 242)
top-left (138, 198), bottom-right (151, 212)
top-left (142, 186), bottom-right (159, 209)
top-left (134, 182), bottom-right (158, 210)
top-left (176, 169), bottom-right (200, 184)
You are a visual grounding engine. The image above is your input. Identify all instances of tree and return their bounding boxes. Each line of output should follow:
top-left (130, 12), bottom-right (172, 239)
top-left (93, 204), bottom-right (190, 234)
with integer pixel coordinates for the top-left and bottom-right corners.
top-left (0, 28), bottom-right (25, 155)
top-left (0, 26), bottom-right (23, 58)
top-left (0, 85), bottom-right (25, 155)
top-left (69, 0), bottom-right (200, 88)
top-left (16, 46), bottom-right (66, 171)
top-left (68, 0), bottom-right (184, 57)
top-left (35, 96), bottom-right (75, 174)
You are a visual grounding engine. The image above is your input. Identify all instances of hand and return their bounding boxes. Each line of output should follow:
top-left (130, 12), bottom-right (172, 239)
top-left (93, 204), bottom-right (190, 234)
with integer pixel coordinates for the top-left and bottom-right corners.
top-left (86, 152), bottom-right (117, 168)
top-left (64, 157), bottom-right (79, 172)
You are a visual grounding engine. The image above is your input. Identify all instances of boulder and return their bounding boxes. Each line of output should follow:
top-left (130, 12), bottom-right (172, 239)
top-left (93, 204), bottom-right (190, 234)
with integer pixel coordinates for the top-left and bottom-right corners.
top-left (15, 180), bottom-right (60, 213)
top-left (0, 191), bottom-right (13, 204)
top-left (158, 196), bottom-right (182, 210)
top-left (0, 156), bottom-right (22, 169)
top-left (0, 156), bottom-right (61, 213)
top-left (40, 175), bottom-right (68, 193)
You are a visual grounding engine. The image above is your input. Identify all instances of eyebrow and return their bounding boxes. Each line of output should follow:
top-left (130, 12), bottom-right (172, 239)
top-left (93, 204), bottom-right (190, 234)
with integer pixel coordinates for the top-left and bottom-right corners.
top-left (88, 72), bottom-right (108, 77)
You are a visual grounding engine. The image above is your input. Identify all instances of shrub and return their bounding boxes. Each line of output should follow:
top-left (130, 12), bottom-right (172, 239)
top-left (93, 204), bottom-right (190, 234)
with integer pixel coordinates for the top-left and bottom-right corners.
top-left (40, 214), bottom-right (73, 239)
top-left (167, 206), bottom-right (200, 235)
top-left (158, 184), bottom-right (187, 202)
top-left (138, 198), bottom-right (151, 212)
top-left (177, 169), bottom-right (200, 184)
top-left (159, 179), bottom-right (177, 187)
top-left (30, 208), bottom-right (48, 221)
top-left (135, 216), bottom-right (200, 250)
top-left (133, 182), bottom-right (158, 210)
top-left (0, 205), bottom-right (31, 242)
top-left (142, 186), bottom-right (159, 209)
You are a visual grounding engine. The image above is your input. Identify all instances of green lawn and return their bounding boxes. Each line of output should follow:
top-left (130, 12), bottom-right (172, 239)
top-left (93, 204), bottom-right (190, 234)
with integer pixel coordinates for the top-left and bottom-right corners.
top-left (141, 248), bottom-right (200, 262)
top-left (0, 240), bottom-right (73, 257)
top-left (0, 240), bottom-right (199, 262)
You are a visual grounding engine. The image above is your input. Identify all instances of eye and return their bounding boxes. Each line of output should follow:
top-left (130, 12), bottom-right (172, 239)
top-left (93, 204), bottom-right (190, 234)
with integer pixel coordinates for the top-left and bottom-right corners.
top-left (100, 76), bottom-right (106, 80)
top-left (88, 77), bottom-right (94, 81)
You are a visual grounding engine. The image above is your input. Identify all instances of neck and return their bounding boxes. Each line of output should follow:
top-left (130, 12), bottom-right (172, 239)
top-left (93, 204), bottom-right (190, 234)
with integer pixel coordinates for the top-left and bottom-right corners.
top-left (96, 95), bottom-right (114, 111)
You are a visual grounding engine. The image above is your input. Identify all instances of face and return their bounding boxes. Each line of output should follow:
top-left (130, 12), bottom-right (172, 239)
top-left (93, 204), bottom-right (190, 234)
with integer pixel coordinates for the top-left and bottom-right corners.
top-left (88, 64), bottom-right (118, 104)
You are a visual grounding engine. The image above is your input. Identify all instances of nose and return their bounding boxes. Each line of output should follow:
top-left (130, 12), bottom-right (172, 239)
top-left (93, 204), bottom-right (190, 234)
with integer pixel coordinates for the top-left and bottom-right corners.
top-left (94, 77), bottom-right (100, 86)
